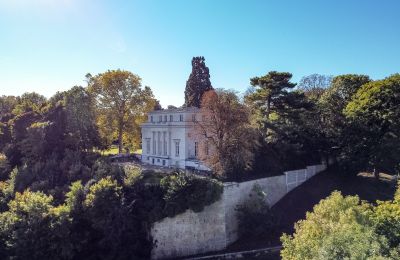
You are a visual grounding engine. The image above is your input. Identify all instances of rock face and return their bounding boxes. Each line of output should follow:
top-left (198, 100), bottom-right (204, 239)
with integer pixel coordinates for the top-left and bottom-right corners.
top-left (150, 164), bottom-right (327, 259)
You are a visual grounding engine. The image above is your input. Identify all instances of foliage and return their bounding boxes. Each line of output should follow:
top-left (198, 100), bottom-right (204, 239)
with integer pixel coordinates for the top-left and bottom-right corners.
top-left (236, 184), bottom-right (276, 237)
top-left (245, 71), bottom-right (297, 136)
top-left (0, 190), bottom-right (73, 260)
top-left (11, 92), bottom-right (47, 115)
top-left (343, 74), bottom-right (400, 175)
top-left (245, 71), bottom-right (320, 173)
top-left (297, 74), bottom-right (332, 100)
top-left (196, 89), bottom-right (258, 178)
top-left (184, 56), bottom-right (214, 107)
top-left (88, 70), bottom-right (157, 153)
top-left (0, 95), bottom-right (18, 118)
top-left (63, 86), bottom-right (101, 151)
top-left (160, 171), bottom-right (223, 216)
top-left (281, 191), bottom-right (391, 260)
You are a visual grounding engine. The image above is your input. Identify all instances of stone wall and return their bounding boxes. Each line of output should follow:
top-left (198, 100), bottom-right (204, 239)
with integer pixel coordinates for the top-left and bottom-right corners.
top-left (150, 164), bottom-right (327, 259)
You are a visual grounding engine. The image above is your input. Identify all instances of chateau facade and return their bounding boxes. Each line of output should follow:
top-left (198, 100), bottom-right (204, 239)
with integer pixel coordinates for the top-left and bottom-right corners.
top-left (140, 107), bottom-right (210, 171)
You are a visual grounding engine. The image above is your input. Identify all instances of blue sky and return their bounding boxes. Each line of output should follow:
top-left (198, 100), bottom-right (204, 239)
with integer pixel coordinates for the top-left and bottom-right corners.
top-left (1, 0), bottom-right (399, 107)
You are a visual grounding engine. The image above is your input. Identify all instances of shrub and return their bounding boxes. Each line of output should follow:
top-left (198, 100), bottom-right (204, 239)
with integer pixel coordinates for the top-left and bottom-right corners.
top-left (161, 171), bottom-right (223, 217)
top-left (0, 190), bottom-right (73, 259)
top-left (236, 184), bottom-right (277, 237)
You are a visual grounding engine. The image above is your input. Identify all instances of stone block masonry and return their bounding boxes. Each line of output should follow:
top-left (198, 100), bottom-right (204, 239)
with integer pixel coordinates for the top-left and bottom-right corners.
top-left (150, 164), bottom-right (327, 259)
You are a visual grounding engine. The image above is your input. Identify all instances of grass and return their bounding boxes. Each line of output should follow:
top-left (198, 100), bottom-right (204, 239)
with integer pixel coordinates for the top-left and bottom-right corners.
top-left (100, 145), bottom-right (142, 155)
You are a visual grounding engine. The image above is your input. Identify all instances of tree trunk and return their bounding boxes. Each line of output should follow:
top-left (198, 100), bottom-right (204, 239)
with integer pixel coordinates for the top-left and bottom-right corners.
top-left (118, 119), bottom-right (123, 154)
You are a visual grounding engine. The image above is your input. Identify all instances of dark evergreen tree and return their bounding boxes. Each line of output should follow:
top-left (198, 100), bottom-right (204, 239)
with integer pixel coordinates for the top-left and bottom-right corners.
top-left (184, 56), bottom-right (213, 107)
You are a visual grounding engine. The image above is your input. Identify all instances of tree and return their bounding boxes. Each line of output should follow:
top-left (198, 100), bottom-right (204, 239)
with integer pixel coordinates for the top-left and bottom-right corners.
top-left (88, 70), bottom-right (157, 153)
top-left (184, 56), bottom-right (214, 107)
top-left (194, 89), bottom-right (257, 178)
top-left (63, 86), bottom-right (101, 151)
top-left (281, 191), bottom-right (391, 260)
top-left (0, 96), bottom-right (18, 118)
top-left (319, 74), bottom-right (370, 122)
top-left (12, 92), bottom-right (47, 115)
top-left (0, 190), bottom-right (73, 259)
top-left (245, 71), bottom-right (297, 138)
top-left (297, 74), bottom-right (332, 100)
top-left (344, 74), bottom-right (400, 176)
top-left (245, 71), bottom-right (320, 170)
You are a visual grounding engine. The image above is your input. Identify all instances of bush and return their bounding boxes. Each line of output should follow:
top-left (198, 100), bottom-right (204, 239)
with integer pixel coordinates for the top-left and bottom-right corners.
top-left (161, 171), bottom-right (223, 217)
top-left (236, 184), bottom-right (277, 237)
top-left (0, 190), bottom-right (73, 259)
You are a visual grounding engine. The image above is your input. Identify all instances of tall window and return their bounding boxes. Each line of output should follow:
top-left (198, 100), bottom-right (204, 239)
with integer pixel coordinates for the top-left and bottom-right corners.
top-left (179, 114), bottom-right (183, 121)
top-left (159, 115), bottom-right (162, 122)
top-left (164, 115), bottom-right (167, 122)
top-left (194, 142), bottom-right (198, 157)
top-left (158, 132), bottom-right (162, 155)
top-left (175, 140), bottom-right (180, 157)
top-left (170, 115), bottom-right (173, 121)
top-left (152, 138), bottom-right (156, 155)
top-left (150, 116), bottom-right (153, 122)
top-left (163, 132), bottom-right (167, 155)
top-left (146, 138), bottom-right (150, 154)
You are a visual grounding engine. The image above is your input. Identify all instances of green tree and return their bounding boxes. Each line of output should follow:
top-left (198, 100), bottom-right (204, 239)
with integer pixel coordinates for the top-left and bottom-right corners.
top-left (344, 74), bottom-right (400, 176)
top-left (281, 191), bottom-right (390, 260)
top-left (88, 70), bottom-right (156, 153)
top-left (0, 95), bottom-right (18, 118)
top-left (12, 92), bottom-right (47, 115)
top-left (0, 190), bottom-right (73, 259)
top-left (245, 71), bottom-right (297, 138)
top-left (63, 86), bottom-right (101, 151)
top-left (245, 71), bottom-right (318, 170)
top-left (184, 56), bottom-right (214, 107)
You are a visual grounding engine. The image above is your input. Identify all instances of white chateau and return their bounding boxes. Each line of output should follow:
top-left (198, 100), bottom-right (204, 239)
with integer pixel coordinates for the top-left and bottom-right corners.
top-left (140, 107), bottom-right (210, 171)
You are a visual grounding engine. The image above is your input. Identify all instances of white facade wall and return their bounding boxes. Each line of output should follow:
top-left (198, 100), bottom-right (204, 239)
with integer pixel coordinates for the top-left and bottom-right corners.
top-left (140, 107), bottom-right (210, 171)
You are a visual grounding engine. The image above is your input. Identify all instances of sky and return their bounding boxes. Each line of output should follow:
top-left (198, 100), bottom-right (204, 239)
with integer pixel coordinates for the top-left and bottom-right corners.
top-left (0, 0), bottom-right (399, 107)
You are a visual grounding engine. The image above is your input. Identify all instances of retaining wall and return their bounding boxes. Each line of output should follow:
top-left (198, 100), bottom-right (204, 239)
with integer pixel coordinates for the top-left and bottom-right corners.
top-left (151, 164), bottom-right (327, 259)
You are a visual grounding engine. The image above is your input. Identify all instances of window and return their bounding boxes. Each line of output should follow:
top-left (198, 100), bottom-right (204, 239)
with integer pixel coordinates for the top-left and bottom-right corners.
top-left (194, 142), bottom-right (198, 157)
top-left (158, 132), bottom-right (162, 155)
top-left (170, 115), bottom-right (173, 122)
top-left (152, 132), bottom-right (156, 155)
top-left (179, 114), bottom-right (183, 121)
top-left (175, 140), bottom-right (180, 157)
top-left (163, 132), bottom-right (167, 155)
top-left (159, 115), bottom-right (162, 122)
top-left (164, 115), bottom-right (167, 122)
top-left (150, 116), bottom-right (153, 122)
top-left (145, 138), bottom-right (150, 154)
